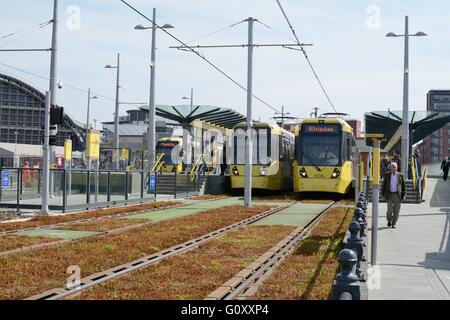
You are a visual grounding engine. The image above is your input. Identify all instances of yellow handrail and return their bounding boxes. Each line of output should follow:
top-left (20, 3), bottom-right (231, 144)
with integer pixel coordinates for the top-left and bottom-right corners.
top-left (189, 154), bottom-right (206, 181)
top-left (410, 156), bottom-right (417, 191)
top-left (151, 153), bottom-right (165, 174)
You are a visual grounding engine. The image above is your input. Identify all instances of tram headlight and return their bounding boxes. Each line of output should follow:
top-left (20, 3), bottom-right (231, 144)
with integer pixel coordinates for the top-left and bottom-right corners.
top-left (331, 168), bottom-right (340, 179)
top-left (232, 166), bottom-right (239, 176)
top-left (260, 167), bottom-right (269, 176)
top-left (299, 167), bottom-right (308, 178)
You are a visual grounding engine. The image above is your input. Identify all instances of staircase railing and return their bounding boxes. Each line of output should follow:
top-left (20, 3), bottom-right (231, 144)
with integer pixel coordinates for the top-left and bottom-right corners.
top-left (151, 153), bottom-right (165, 174)
top-left (189, 154), bottom-right (207, 182)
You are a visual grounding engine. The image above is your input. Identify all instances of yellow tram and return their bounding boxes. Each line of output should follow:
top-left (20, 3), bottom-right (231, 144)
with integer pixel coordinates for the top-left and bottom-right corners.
top-left (293, 117), bottom-right (355, 194)
top-left (230, 122), bottom-right (294, 191)
top-left (155, 137), bottom-right (184, 173)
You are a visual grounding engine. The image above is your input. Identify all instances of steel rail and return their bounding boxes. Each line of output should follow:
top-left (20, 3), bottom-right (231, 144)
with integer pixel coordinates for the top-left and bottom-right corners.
top-left (26, 203), bottom-right (295, 300)
top-left (208, 202), bottom-right (337, 300)
top-left (0, 201), bottom-right (186, 237)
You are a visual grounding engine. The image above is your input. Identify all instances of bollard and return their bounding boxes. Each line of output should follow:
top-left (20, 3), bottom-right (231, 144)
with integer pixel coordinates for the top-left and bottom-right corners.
top-left (332, 249), bottom-right (361, 300)
top-left (356, 202), bottom-right (367, 220)
top-left (359, 195), bottom-right (367, 206)
top-left (357, 200), bottom-right (366, 211)
top-left (354, 207), bottom-right (366, 237)
top-left (345, 221), bottom-right (366, 281)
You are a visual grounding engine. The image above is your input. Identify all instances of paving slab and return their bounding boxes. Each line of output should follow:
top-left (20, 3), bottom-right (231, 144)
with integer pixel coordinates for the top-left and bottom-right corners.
top-left (253, 203), bottom-right (329, 227)
top-left (123, 197), bottom-right (243, 221)
top-left (367, 178), bottom-right (450, 300)
top-left (13, 228), bottom-right (100, 240)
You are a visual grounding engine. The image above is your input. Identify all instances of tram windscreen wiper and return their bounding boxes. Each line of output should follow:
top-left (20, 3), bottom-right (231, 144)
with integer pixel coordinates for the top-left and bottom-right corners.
top-left (303, 152), bottom-right (321, 172)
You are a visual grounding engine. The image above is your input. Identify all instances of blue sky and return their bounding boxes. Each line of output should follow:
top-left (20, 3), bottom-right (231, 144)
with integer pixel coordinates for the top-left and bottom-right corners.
top-left (1, 0), bottom-right (449, 126)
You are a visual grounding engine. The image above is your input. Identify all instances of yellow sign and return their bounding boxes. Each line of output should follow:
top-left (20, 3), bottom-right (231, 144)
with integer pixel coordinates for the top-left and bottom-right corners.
top-left (87, 130), bottom-right (100, 159)
top-left (64, 139), bottom-right (72, 161)
top-left (121, 148), bottom-right (129, 160)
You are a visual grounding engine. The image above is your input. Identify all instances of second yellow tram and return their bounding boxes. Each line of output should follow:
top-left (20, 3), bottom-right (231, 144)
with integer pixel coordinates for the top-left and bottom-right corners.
top-left (230, 122), bottom-right (294, 191)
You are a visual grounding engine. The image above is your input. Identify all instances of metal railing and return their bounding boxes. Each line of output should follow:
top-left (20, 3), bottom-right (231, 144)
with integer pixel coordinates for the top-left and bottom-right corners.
top-left (0, 167), bottom-right (204, 213)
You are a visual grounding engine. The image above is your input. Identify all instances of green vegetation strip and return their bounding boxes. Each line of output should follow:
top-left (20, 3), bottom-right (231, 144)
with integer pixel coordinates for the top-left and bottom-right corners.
top-left (251, 206), bottom-right (353, 300)
top-left (0, 200), bottom-right (182, 233)
top-left (71, 225), bottom-right (295, 300)
top-left (0, 205), bottom-right (272, 300)
top-left (253, 203), bottom-right (329, 227)
top-left (13, 229), bottom-right (99, 240)
top-left (54, 218), bottom-right (148, 232)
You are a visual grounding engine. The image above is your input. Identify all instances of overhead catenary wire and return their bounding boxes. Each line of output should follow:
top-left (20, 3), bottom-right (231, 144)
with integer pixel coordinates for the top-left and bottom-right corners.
top-left (0, 61), bottom-right (115, 102)
top-left (120, 0), bottom-right (282, 114)
top-left (0, 20), bottom-right (52, 40)
top-left (275, 0), bottom-right (338, 114)
top-left (0, 21), bottom-right (52, 49)
top-left (185, 19), bottom-right (246, 44)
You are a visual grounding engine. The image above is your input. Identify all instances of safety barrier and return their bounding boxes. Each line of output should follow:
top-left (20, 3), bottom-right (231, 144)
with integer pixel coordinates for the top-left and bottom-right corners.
top-left (332, 192), bottom-right (369, 300)
top-left (0, 167), bottom-right (203, 213)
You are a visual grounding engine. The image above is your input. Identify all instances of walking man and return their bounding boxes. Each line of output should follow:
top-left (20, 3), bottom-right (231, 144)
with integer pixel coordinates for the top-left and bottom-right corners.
top-left (441, 156), bottom-right (449, 181)
top-left (381, 162), bottom-right (406, 228)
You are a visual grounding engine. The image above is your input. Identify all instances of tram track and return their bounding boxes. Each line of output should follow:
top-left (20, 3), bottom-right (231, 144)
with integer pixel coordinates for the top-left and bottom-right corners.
top-left (0, 201), bottom-right (186, 236)
top-left (0, 197), bottom-right (235, 257)
top-left (205, 201), bottom-right (337, 300)
top-left (26, 202), bottom-right (295, 300)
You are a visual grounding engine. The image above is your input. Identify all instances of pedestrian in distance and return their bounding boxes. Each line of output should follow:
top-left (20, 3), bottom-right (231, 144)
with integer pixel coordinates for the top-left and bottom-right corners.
top-left (393, 153), bottom-right (402, 173)
top-left (381, 156), bottom-right (390, 178)
top-left (381, 162), bottom-right (406, 229)
top-left (441, 156), bottom-right (450, 181)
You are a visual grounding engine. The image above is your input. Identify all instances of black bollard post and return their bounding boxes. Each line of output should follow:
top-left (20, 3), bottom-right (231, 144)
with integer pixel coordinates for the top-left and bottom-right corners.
top-left (345, 221), bottom-right (366, 281)
top-left (332, 249), bottom-right (361, 300)
top-left (354, 207), bottom-right (366, 237)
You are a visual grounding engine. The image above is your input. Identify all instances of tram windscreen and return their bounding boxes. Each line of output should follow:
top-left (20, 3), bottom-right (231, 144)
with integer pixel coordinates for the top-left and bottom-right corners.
top-left (299, 124), bottom-right (342, 167)
top-left (156, 141), bottom-right (180, 164)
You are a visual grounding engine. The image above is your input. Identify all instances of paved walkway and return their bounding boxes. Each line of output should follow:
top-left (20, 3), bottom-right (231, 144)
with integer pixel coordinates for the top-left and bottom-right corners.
top-left (367, 178), bottom-right (450, 300)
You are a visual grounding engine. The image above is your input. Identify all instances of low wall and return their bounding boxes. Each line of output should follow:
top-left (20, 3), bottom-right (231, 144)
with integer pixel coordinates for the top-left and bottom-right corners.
top-left (203, 176), bottom-right (231, 195)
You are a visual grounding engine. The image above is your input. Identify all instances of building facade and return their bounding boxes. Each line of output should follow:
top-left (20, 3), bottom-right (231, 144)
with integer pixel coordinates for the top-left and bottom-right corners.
top-left (0, 74), bottom-right (85, 152)
top-left (101, 109), bottom-right (174, 150)
top-left (424, 90), bottom-right (450, 163)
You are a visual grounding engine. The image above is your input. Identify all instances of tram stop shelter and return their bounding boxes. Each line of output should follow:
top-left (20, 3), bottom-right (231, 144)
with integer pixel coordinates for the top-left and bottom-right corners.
top-left (365, 110), bottom-right (450, 154)
top-left (140, 105), bottom-right (246, 165)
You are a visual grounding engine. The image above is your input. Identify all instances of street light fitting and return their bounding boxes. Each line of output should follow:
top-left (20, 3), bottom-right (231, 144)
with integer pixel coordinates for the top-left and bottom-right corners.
top-left (105, 64), bottom-right (117, 69)
top-left (134, 23), bottom-right (175, 30)
top-left (386, 32), bottom-right (400, 37)
top-left (414, 31), bottom-right (428, 37)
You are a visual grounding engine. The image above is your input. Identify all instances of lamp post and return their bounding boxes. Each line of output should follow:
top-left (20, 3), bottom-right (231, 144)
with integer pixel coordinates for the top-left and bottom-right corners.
top-left (105, 53), bottom-right (121, 170)
top-left (386, 16), bottom-right (427, 176)
top-left (182, 88), bottom-right (194, 113)
top-left (135, 9), bottom-right (174, 174)
top-left (86, 88), bottom-right (98, 171)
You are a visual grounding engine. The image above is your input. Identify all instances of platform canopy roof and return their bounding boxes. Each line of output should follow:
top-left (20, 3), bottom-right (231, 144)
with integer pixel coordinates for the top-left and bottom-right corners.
top-left (365, 110), bottom-right (450, 150)
top-left (140, 105), bottom-right (246, 129)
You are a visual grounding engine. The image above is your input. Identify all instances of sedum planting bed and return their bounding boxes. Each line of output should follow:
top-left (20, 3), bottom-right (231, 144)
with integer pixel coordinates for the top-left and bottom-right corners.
top-left (0, 200), bottom-right (181, 233)
top-left (0, 236), bottom-right (56, 253)
top-left (0, 205), bottom-right (272, 300)
top-left (251, 206), bottom-right (353, 300)
top-left (71, 225), bottom-right (295, 300)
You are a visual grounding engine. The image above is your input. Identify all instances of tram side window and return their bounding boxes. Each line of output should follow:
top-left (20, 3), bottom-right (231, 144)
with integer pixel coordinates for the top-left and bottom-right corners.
top-left (342, 134), bottom-right (352, 161)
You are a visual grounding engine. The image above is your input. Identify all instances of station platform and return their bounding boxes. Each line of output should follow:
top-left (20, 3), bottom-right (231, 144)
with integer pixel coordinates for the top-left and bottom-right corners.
top-left (367, 178), bottom-right (450, 300)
